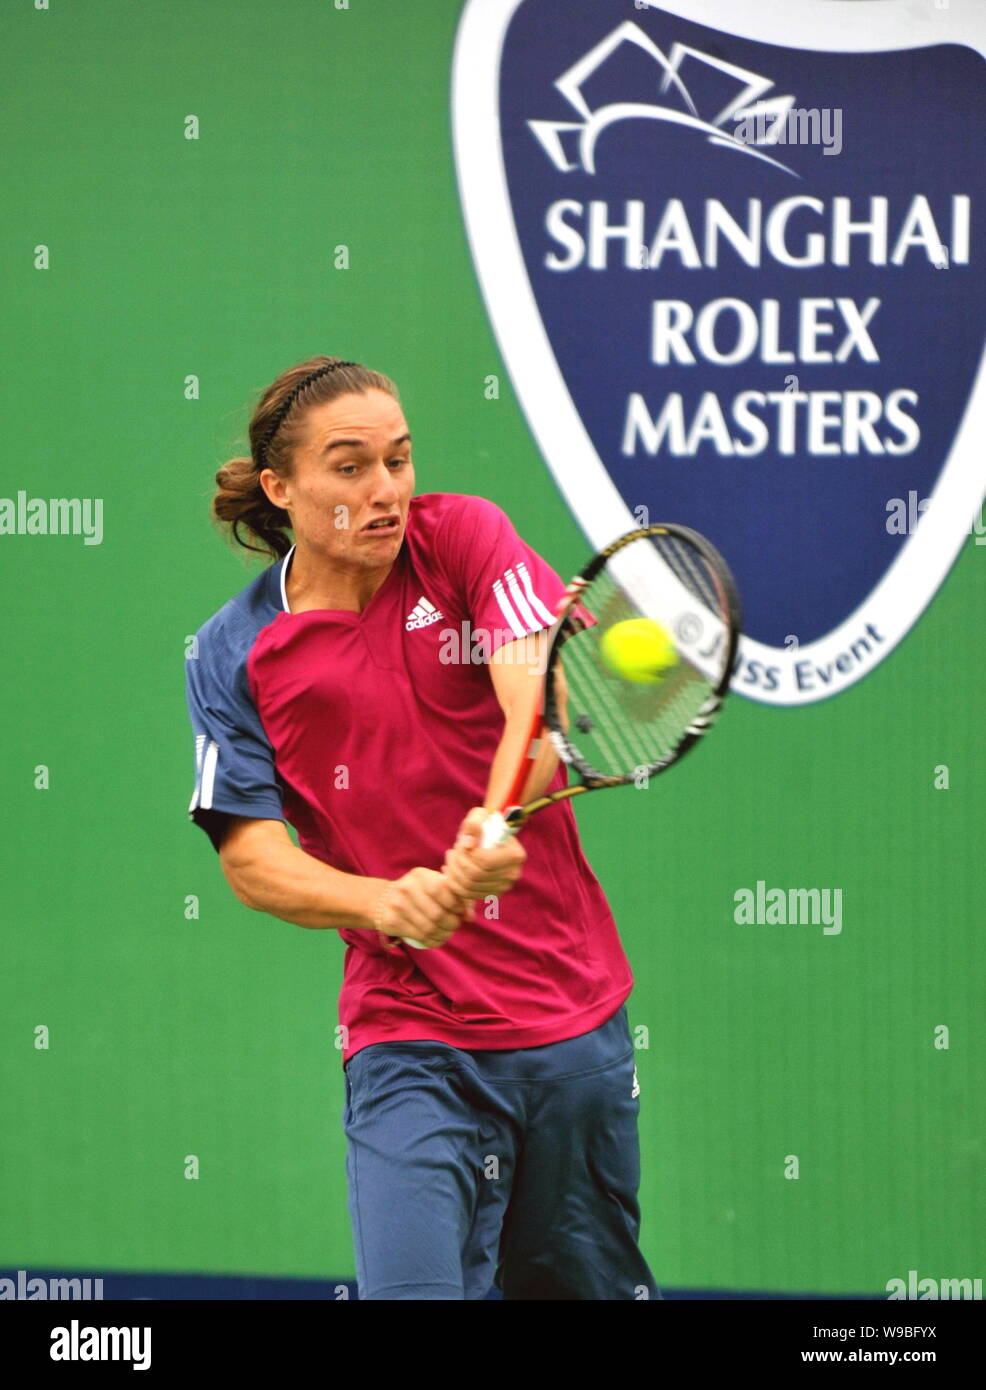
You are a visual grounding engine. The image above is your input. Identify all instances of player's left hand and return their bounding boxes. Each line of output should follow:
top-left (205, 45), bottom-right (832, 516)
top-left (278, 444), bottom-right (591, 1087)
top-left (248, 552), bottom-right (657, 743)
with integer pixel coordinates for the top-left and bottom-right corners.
top-left (441, 807), bottom-right (526, 899)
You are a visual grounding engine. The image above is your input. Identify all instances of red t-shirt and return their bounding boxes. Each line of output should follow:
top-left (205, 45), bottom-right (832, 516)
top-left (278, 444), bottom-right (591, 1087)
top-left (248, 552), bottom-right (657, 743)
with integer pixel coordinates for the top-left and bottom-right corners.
top-left (185, 492), bottom-right (633, 1061)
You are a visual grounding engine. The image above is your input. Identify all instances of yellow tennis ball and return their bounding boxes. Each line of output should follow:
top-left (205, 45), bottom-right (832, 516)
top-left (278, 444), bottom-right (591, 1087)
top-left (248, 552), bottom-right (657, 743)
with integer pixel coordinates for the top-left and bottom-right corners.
top-left (599, 618), bottom-right (677, 684)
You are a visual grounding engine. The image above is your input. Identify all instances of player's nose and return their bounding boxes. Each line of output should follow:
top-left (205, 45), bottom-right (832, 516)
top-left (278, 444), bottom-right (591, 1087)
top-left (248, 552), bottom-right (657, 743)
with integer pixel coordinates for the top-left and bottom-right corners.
top-left (368, 460), bottom-right (401, 502)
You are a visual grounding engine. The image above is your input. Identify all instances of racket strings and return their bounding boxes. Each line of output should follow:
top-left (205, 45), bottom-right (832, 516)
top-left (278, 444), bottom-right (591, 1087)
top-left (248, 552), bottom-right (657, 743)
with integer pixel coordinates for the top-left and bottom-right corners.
top-left (552, 534), bottom-right (730, 781)
top-left (656, 532), bottom-right (722, 614)
top-left (556, 619), bottom-right (665, 776)
top-left (559, 616), bottom-right (708, 776)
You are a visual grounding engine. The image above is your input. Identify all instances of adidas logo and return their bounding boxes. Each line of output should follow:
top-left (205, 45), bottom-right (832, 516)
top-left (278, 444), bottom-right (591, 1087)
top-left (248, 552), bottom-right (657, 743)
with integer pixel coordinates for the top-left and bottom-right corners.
top-left (631, 1067), bottom-right (640, 1100)
top-left (405, 596), bottom-right (444, 631)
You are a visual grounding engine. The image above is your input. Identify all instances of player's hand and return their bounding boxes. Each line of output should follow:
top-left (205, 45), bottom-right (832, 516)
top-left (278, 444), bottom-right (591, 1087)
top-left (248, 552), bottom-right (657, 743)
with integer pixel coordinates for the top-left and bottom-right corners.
top-left (440, 807), bottom-right (527, 899)
top-left (372, 867), bottom-right (474, 951)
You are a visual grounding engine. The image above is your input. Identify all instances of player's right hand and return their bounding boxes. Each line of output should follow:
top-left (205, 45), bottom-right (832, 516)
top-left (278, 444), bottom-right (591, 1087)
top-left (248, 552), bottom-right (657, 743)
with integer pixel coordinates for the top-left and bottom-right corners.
top-left (372, 867), bottom-right (474, 950)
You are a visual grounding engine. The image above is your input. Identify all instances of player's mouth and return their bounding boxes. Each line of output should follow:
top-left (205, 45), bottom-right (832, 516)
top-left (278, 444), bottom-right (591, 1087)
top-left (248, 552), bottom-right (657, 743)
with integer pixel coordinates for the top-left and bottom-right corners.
top-left (360, 514), bottom-right (402, 538)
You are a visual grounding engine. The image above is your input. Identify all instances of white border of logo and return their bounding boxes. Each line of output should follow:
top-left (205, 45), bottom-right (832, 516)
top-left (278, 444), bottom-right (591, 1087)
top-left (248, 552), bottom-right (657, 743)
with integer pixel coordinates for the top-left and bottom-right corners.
top-left (452, 0), bottom-right (986, 705)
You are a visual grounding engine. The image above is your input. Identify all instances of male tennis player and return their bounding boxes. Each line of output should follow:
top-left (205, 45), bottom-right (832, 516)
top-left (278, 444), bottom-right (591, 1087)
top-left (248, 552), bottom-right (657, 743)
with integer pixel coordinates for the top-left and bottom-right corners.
top-left (185, 357), bottom-right (661, 1300)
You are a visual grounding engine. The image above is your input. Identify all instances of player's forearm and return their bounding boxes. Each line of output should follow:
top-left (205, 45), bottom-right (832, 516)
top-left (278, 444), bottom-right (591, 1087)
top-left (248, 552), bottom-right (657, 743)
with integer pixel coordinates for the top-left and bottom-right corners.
top-left (223, 837), bottom-right (386, 931)
top-left (483, 703), bottom-right (560, 811)
top-left (484, 634), bottom-right (570, 813)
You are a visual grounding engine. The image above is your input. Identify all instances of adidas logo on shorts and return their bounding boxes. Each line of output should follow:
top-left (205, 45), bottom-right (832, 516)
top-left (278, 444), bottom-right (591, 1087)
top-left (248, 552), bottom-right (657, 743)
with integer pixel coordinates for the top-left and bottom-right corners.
top-left (631, 1067), bottom-right (640, 1099)
top-left (405, 596), bottom-right (444, 630)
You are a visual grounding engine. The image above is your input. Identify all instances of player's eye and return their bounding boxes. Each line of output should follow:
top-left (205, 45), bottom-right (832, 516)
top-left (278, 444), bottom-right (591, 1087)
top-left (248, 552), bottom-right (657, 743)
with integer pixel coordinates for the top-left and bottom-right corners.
top-left (338, 463), bottom-right (359, 475)
top-left (388, 456), bottom-right (409, 469)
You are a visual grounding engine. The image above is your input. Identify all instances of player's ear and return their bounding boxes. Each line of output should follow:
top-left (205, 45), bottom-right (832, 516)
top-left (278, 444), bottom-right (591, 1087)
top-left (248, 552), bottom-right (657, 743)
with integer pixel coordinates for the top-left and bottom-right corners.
top-left (259, 466), bottom-right (291, 511)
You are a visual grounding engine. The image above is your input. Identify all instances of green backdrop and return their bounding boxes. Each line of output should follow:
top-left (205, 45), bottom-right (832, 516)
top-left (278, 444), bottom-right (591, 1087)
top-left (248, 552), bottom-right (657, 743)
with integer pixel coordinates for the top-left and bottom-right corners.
top-left (1, 0), bottom-right (982, 1296)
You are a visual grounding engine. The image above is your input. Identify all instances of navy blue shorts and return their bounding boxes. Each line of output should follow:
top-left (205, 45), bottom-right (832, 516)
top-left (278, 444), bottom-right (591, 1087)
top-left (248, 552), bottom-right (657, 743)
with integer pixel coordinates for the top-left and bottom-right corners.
top-left (342, 1004), bottom-right (662, 1300)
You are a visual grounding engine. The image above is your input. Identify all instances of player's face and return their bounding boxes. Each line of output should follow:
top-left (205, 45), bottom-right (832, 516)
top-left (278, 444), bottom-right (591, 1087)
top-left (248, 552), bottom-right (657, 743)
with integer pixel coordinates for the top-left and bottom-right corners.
top-left (273, 389), bottom-right (415, 568)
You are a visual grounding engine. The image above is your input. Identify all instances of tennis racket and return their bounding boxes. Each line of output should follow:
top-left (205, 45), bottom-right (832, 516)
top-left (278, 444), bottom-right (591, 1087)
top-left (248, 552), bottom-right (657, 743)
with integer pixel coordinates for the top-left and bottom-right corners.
top-left (395, 522), bottom-right (741, 947)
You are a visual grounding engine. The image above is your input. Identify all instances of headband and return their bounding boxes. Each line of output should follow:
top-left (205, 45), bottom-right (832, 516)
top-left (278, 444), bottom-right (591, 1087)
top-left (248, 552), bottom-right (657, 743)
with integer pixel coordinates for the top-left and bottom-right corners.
top-left (254, 360), bottom-right (358, 470)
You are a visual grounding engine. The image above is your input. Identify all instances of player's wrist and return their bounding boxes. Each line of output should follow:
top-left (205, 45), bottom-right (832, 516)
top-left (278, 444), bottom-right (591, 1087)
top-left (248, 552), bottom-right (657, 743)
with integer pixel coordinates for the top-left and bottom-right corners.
top-left (369, 878), bottom-right (398, 935)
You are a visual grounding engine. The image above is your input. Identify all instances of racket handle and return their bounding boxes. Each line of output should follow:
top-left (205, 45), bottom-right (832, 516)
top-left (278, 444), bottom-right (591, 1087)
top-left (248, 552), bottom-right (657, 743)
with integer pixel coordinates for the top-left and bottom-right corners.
top-left (388, 814), bottom-right (517, 947)
top-left (388, 864), bottom-right (477, 950)
top-left (392, 894), bottom-right (479, 949)
top-left (479, 810), bottom-right (518, 848)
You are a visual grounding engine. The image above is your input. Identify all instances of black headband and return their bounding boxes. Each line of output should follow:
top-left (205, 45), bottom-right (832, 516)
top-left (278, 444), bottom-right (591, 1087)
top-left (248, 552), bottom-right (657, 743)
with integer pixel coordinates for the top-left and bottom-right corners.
top-left (254, 360), bottom-right (358, 470)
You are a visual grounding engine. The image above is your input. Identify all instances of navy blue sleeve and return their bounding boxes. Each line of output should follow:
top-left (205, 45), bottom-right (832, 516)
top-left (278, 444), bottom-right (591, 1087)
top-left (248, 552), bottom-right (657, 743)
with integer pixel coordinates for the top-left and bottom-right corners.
top-left (185, 615), bottom-right (286, 852)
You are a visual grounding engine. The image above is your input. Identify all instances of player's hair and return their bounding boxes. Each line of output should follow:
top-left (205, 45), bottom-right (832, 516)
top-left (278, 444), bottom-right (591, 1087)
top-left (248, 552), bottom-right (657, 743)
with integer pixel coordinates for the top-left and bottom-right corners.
top-left (213, 355), bottom-right (401, 560)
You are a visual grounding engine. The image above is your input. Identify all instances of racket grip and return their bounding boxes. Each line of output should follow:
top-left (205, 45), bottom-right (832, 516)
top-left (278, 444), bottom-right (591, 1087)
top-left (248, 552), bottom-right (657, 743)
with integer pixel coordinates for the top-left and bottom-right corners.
top-left (387, 864), bottom-right (476, 949)
top-left (479, 810), bottom-right (518, 848)
top-left (392, 896), bottom-right (477, 949)
top-left (388, 818), bottom-right (514, 946)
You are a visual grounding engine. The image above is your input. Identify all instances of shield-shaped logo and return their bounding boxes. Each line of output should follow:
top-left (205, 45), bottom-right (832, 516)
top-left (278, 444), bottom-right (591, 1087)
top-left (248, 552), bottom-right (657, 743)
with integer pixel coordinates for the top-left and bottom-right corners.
top-left (452, 0), bottom-right (985, 704)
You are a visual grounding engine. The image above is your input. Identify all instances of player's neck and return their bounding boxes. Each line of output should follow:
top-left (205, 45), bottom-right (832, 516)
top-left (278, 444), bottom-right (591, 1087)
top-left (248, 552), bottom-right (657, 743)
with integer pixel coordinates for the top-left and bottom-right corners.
top-left (284, 546), bottom-right (394, 614)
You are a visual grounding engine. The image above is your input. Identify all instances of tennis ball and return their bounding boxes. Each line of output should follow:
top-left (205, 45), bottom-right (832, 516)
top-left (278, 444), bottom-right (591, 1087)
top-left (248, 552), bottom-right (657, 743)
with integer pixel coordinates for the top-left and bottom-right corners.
top-left (599, 618), bottom-right (677, 684)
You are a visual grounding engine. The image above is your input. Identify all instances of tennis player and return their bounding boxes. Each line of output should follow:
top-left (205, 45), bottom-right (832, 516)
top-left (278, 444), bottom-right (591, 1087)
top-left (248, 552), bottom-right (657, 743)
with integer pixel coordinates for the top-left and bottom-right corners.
top-left (185, 356), bottom-right (662, 1301)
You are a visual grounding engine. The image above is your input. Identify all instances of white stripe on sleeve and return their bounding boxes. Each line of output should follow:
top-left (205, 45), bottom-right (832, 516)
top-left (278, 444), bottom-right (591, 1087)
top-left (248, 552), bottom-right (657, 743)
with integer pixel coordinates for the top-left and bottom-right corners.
top-left (188, 735), bottom-right (206, 812)
top-left (492, 578), bottom-right (527, 639)
top-left (200, 740), bottom-right (219, 811)
top-left (504, 567), bottom-right (539, 630)
top-left (516, 561), bottom-right (556, 626)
